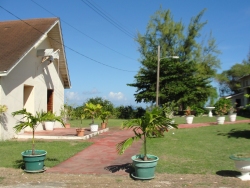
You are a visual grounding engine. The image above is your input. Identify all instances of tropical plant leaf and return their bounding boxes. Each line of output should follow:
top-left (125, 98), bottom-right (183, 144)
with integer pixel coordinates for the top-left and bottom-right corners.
top-left (116, 137), bottom-right (138, 155)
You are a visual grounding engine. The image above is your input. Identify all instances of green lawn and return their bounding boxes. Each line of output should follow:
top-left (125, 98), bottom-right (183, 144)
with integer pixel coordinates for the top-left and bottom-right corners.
top-left (69, 118), bottom-right (126, 129)
top-left (147, 122), bottom-right (250, 174)
top-left (1, 115), bottom-right (249, 175)
top-left (173, 115), bottom-right (249, 124)
top-left (0, 140), bottom-right (92, 168)
top-left (69, 115), bottom-right (250, 129)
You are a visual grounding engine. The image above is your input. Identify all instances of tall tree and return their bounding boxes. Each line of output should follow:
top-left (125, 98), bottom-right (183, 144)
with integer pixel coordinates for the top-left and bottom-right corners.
top-left (128, 8), bottom-right (221, 107)
top-left (216, 51), bottom-right (250, 96)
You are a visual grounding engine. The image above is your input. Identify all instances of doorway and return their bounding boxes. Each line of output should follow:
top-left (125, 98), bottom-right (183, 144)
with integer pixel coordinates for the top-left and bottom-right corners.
top-left (47, 89), bottom-right (54, 112)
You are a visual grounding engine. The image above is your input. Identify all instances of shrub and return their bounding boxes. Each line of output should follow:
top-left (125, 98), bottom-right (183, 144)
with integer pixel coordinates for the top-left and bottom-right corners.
top-left (214, 98), bottom-right (231, 116)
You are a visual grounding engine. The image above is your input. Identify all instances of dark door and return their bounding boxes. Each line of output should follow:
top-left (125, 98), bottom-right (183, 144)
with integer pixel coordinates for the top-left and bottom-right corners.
top-left (47, 89), bottom-right (54, 112)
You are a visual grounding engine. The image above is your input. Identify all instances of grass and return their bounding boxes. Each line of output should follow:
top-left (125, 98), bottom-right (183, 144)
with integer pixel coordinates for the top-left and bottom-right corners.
top-left (173, 115), bottom-right (249, 124)
top-left (0, 140), bottom-right (92, 168)
top-left (147, 122), bottom-right (250, 174)
top-left (69, 119), bottom-right (125, 129)
top-left (1, 115), bottom-right (249, 175)
top-left (69, 115), bottom-right (250, 129)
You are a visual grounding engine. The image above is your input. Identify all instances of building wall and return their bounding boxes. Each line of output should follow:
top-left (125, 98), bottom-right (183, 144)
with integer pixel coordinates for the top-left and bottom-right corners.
top-left (0, 37), bottom-right (65, 140)
top-left (229, 94), bottom-right (245, 107)
top-left (241, 76), bottom-right (250, 88)
top-left (240, 75), bottom-right (250, 106)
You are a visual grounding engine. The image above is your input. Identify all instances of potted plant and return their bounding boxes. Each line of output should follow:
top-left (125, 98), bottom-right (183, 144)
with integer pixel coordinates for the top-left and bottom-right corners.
top-left (162, 101), bottom-right (178, 119)
top-left (229, 153), bottom-right (250, 181)
top-left (42, 111), bottom-right (64, 130)
top-left (12, 109), bottom-right (49, 172)
top-left (162, 102), bottom-right (178, 129)
top-left (60, 104), bottom-right (72, 128)
top-left (76, 127), bottom-right (85, 136)
top-left (185, 106), bottom-right (194, 124)
top-left (75, 114), bottom-right (86, 136)
top-left (214, 98), bottom-right (231, 124)
top-left (83, 102), bottom-right (102, 131)
top-left (99, 110), bottom-right (111, 129)
top-left (116, 107), bottom-right (178, 180)
top-left (228, 103), bottom-right (237, 122)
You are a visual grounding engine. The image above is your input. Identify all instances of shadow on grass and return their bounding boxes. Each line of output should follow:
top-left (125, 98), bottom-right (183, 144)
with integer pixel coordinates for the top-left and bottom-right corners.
top-left (104, 163), bottom-right (134, 174)
top-left (217, 129), bottom-right (250, 139)
top-left (46, 157), bottom-right (59, 162)
top-left (216, 170), bottom-right (241, 177)
top-left (13, 159), bottom-right (25, 169)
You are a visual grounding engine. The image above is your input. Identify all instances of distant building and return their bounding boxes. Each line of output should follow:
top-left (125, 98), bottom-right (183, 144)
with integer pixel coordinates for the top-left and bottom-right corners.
top-left (225, 74), bottom-right (250, 108)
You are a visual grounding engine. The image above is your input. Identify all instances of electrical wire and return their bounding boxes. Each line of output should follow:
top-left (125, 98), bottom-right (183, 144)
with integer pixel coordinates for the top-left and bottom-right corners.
top-left (30, 0), bottom-right (137, 62)
top-left (0, 5), bottom-right (137, 72)
top-left (81, 0), bottom-right (135, 39)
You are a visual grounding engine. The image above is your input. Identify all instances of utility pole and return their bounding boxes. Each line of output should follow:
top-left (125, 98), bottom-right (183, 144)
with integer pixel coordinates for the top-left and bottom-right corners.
top-left (156, 45), bottom-right (179, 107)
top-left (156, 45), bottom-right (160, 107)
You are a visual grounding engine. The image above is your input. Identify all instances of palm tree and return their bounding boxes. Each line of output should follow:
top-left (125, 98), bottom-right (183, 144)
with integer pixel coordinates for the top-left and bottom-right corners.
top-left (12, 109), bottom-right (45, 155)
top-left (116, 107), bottom-right (178, 161)
top-left (83, 103), bottom-right (102, 124)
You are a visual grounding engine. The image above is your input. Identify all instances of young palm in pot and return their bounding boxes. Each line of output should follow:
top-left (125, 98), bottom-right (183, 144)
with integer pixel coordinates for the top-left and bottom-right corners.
top-left (116, 107), bottom-right (178, 179)
top-left (99, 110), bottom-right (111, 129)
top-left (83, 102), bottom-right (102, 131)
top-left (12, 109), bottom-right (64, 172)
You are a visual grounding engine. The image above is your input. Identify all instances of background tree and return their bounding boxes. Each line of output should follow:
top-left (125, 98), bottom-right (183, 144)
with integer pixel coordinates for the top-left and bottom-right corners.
top-left (134, 107), bottom-right (146, 118)
top-left (74, 106), bottom-right (84, 119)
top-left (83, 97), bottom-right (114, 114)
top-left (128, 8), bottom-right (221, 108)
top-left (115, 105), bottom-right (134, 119)
top-left (216, 51), bottom-right (250, 96)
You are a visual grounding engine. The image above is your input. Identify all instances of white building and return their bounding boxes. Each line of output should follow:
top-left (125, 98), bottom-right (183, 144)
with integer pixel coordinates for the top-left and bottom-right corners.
top-left (0, 18), bottom-right (71, 140)
top-left (226, 75), bottom-right (250, 108)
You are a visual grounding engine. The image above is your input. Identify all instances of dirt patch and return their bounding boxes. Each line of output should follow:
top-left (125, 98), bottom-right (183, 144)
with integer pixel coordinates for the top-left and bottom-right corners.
top-left (1, 168), bottom-right (250, 188)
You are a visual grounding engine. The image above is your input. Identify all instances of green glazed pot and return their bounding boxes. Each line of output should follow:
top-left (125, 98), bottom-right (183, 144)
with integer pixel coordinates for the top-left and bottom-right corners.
top-left (21, 150), bottom-right (47, 173)
top-left (131, 154), bottom-right (159, 180)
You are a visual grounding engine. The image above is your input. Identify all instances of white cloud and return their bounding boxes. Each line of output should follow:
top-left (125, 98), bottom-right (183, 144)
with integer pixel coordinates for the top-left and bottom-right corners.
top-left (65, 89), bottom-right (102, 106)
top-left (65, 91), bottom-right (81, 101)
top-left (108, 92), bottom-right (126, 100)
top-left (64, 91), bottom-right (84, 106)
top-left (65, 90), bottom-right (146, 107)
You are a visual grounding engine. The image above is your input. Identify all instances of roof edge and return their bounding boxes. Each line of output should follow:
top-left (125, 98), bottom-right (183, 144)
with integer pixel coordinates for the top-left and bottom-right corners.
top-left (4, 18), bottom-right (59, 76)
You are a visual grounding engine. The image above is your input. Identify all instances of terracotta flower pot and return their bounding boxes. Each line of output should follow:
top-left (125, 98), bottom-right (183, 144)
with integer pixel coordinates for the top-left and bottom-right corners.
top-left (101, 123), bottom-right (106, 129)
top-left (65, 123), bottom-right (70, 128)
top-left (76, 128), bottom-right (84, 136)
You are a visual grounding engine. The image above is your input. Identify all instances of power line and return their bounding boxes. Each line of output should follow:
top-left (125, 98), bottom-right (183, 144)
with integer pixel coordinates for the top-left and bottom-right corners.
top-left (30, 0), bottom-right (137, 62)
top-left (81, 0), bottom-right (135, 39)
top-left (0, 5), bottom-right (137, 72)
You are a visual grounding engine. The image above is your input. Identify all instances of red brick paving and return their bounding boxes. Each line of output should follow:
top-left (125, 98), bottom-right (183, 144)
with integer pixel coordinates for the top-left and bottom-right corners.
top-left (46, 129), bottom-right (142, 175)
top-left (41, 119), bottom-right (250, 176)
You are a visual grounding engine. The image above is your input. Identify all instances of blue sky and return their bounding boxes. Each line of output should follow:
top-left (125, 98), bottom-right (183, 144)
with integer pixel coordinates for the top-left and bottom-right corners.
top-left (1, 0), bottom-right (250, 107)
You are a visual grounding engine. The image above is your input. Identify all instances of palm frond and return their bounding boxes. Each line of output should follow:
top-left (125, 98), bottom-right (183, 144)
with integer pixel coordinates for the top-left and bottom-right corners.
top-left (116, 137), bottom-right (138, 155)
